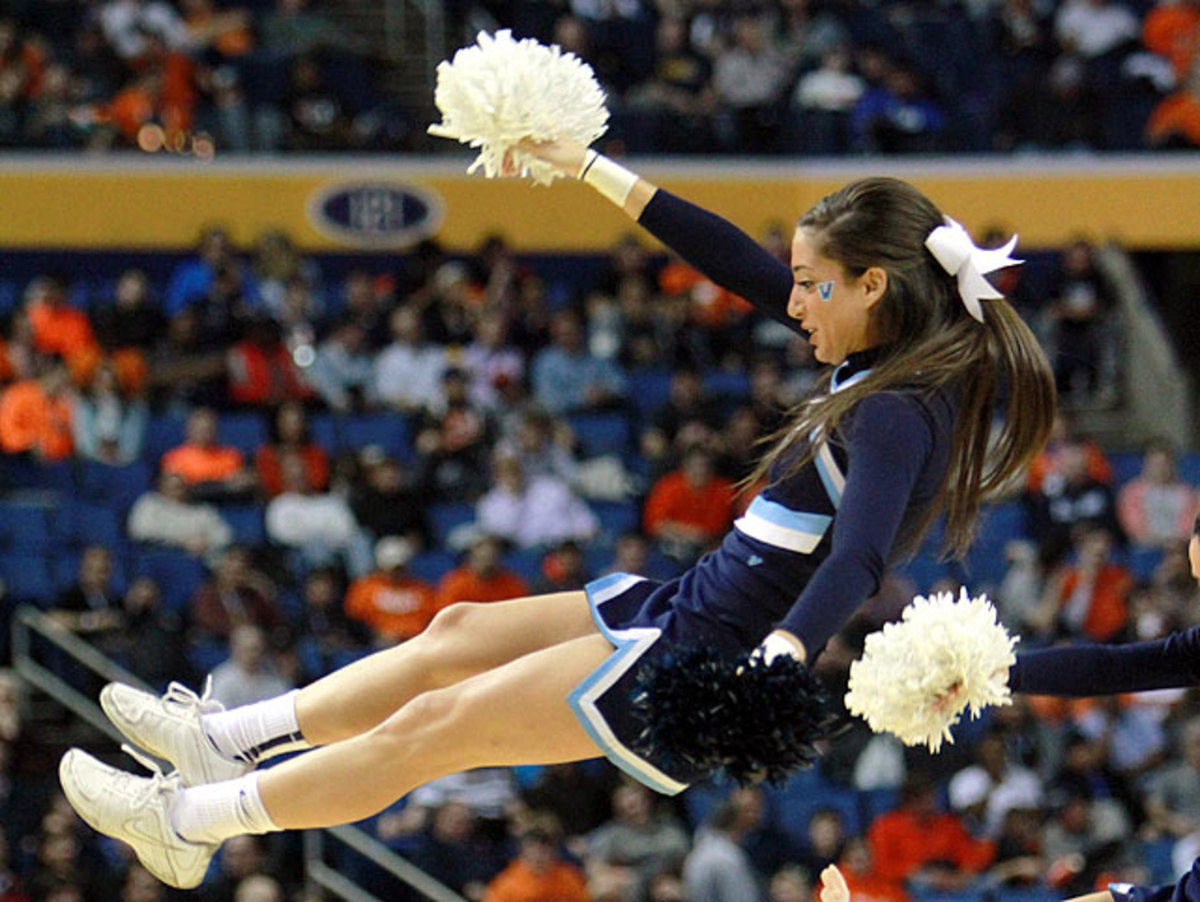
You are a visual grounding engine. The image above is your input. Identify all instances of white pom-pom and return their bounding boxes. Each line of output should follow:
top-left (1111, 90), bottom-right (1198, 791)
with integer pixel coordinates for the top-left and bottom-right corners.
top-left (428, 30), bottom-right (609, 185)
top-left (845, 588), bottom-right (1017, 753)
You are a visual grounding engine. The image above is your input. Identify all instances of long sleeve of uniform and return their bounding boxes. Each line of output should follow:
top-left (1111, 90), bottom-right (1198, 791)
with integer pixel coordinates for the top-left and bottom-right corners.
top-left (777, 393), bottom-right (934, 648)
top-left (1010, 626), bottom-right (1200, 696)
top-left (638, 189), bottom-right (798, 330)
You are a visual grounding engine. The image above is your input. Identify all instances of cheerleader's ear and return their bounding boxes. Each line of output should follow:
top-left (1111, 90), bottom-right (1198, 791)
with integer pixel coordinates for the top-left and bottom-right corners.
top-left (858, 265), bottom-right (889, 309)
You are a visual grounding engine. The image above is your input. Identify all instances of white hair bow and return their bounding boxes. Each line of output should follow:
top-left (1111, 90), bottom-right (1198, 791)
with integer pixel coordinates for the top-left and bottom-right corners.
top-left (924, 216), bottom-right (1022, 323)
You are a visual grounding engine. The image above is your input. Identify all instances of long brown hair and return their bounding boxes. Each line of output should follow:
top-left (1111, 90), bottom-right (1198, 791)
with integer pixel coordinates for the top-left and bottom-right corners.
top-left (750, 177), bottom-right (1056, 557)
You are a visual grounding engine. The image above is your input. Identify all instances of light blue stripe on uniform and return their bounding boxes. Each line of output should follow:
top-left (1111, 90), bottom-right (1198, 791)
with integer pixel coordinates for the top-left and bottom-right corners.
top-left (567, 573), bottom-right (689, 796)
top-left (590, 572), bottom-right (644, 606)
top-left (734, 495), bottom-right (833, 553)
top-left (831, 364), bottom-right (873, 393)
top-left (814, 441), bottom-right (844, 507)
top-left (746, 496), bottom-right (833, 533)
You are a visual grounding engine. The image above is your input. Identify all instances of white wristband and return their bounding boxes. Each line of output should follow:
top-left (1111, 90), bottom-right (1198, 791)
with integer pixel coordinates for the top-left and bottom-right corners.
top-left (579, 149), bottom-right (639, 208)
top-left (757, 632), bottom-right (805, 665)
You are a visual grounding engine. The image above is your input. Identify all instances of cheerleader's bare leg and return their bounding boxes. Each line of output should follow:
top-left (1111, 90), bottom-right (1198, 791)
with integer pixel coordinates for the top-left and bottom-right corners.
top-left (59, 631), bottom-right (615, 889)
top-left (296, 591), bottom-right (595, 744)
top-left (98, 591), bottom-right (597, 785)
top-left (260, 631), bottom-right (612, 827)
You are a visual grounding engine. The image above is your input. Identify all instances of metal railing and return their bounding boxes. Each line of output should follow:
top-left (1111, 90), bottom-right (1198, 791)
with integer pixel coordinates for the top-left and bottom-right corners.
top-left (11, 604), bottom-right (151, 743)
top-left (10, 605), bottom-right (467, 902)
top-left (305, 825), bottom-right (468, 902)
top-left (1096, 243), bottom-right (1195, 449)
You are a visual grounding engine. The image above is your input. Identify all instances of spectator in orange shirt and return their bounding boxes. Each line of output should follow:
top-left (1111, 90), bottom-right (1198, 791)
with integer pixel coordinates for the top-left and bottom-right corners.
top-left (0, 358), bottom-right (74, 460)
top-left (484, 823), bottom-right (589, 902)
top-left (227, 318), bottom-right (313, 407)
top-left (255, 401), bottom-right (329, 498)
top-left (1033, 526), bottom-right (1132, 642)
top-left (435, 536), bottom-right (529, 610)
top-left (99, 36), bottom-right (196, 149)
top-left (1025, 413), bottom-right (1111, 494)
top-left (659, 253), bottom-right (753, 328)
top-left (161, 406), bottom-right (256, 498)
top-left (23, 276), bottom-right (98, 369)
top-left (345, 538), bottom-right (438, 646)
top-left (643, 446), bottom-right (736, 562)
top-left (867, 773), bottom-right (995, 891)
top-left (833, 838), bottom-right (910, 902)
top-left (1146, 67), bottom-right (1200, 149)
top-left (1143, 1), bottom-right (1200, 81)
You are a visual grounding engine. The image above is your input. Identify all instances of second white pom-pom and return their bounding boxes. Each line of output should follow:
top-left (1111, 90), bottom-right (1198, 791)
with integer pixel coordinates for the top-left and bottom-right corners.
top-left (428, 30), bottom-right (609, 185)
top-left (845, 588), bottom-right (1017, 753)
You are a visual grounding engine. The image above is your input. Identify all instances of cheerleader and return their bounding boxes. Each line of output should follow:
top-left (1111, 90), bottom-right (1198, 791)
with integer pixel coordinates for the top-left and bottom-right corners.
top-left (58, 140), bottom-right (1055, 889)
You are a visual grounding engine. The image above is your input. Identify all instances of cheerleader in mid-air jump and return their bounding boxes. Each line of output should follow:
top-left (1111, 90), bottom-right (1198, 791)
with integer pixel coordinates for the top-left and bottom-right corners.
top-left (58, 136), bottom-right (1055, 889)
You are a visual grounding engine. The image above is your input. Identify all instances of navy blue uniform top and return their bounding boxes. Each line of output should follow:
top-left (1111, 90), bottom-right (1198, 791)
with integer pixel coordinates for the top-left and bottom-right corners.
top-left (636, 189), bottom-right (959, 654)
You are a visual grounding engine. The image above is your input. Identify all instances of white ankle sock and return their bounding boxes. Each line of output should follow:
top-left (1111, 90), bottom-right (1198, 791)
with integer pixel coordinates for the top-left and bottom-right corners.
top-left (201, 690), bottom-right (312, 765)
top-left (171, 772), bottom-right (280, 844)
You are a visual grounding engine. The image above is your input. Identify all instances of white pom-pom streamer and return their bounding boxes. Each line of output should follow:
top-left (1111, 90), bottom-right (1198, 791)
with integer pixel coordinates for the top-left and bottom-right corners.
top-left (845, 588), bottom-right (1017, 753)
top-left (428, 30), bottom-right (609, 185)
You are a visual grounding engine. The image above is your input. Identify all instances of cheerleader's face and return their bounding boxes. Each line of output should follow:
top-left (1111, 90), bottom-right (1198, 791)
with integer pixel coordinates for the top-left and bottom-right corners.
top-left (1189, 534), bottom-right (1200, 581)
top-left (788, 228), bottom-right (887, 364)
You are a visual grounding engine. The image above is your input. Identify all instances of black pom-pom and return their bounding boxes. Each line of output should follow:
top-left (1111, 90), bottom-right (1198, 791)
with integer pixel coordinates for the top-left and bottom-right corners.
top-left (630, 646), bottom-right (843, 786)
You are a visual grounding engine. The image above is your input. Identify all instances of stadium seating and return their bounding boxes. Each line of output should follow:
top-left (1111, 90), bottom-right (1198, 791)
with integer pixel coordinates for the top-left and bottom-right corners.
top-left (130, 549), bottom-right (208, 614)
top-left (338, 413), bottom-right (414, 462)
top-left (426, 502), bottom-right (476, 549)
top-left (568, 411), bottom-right (634, 459)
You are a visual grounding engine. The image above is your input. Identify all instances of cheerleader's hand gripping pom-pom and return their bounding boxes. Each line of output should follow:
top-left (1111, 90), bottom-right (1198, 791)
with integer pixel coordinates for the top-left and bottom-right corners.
top-left (630, 645), bottom-right (843, 786)
top-left (845, 587), bottom-right (1016, 753)
top-left (427, 29), bottom-right (609, 185)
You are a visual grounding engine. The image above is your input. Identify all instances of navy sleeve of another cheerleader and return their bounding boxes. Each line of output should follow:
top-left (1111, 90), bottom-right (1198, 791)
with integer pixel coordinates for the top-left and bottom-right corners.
top-left (637, 189), bottom-right (798, 329)
top-left (777, 392), bottom-right (935, 651)
top-left (1009, 625), bottom-right (1200, 696)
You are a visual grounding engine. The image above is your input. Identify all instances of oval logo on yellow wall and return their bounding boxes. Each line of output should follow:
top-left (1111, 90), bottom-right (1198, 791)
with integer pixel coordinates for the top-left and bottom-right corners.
top-left (307, 181), bottom-right (444, 249)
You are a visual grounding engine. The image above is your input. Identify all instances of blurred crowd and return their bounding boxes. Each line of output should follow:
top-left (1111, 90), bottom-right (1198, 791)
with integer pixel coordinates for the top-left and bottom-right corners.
top-left (0, 0), bottom-right (404, 153)
top-left (466, 0), bottom-right (1200, 153)
top-left (2, 0), bottom-right (1199, 155)
top-left (0, 219), bottom-right (1192, 902)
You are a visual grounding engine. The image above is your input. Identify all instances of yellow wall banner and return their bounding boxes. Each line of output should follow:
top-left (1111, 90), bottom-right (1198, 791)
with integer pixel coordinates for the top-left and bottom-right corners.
top-left (2, 155), bottom-right (1199, 252)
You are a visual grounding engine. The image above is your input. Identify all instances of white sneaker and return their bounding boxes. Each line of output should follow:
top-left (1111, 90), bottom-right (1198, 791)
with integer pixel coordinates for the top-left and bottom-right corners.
top-left (59, 748), bottom-right (217, 889)
top-left (101, 681), bottom-right (250, 787)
